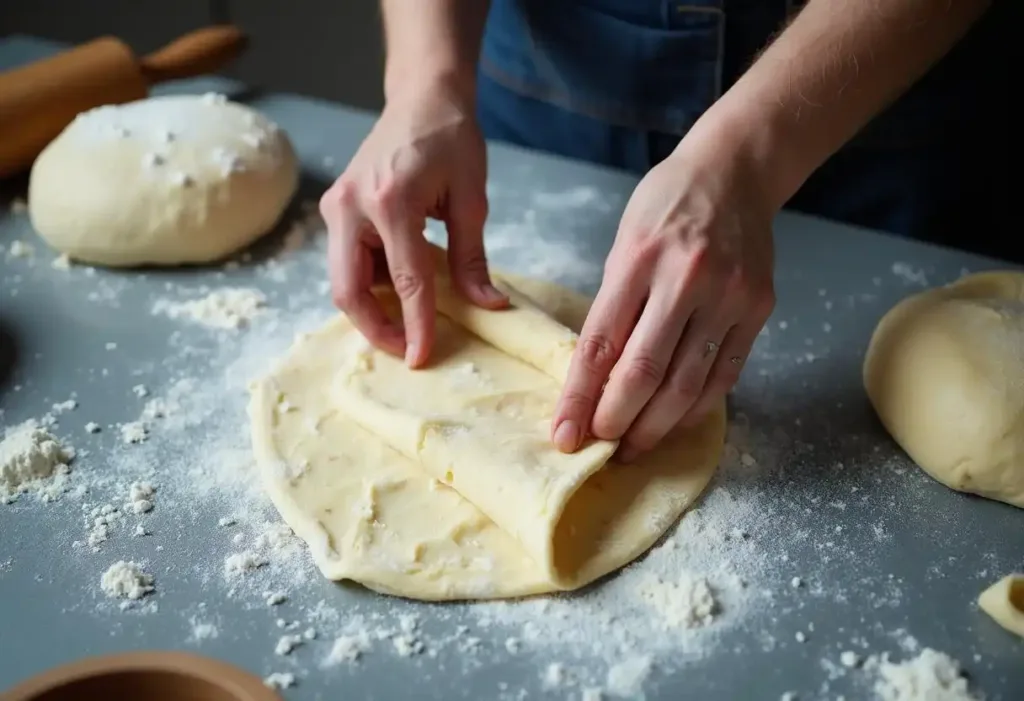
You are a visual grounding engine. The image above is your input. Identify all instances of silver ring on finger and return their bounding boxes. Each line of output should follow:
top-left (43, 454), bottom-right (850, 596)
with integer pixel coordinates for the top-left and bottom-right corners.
top-left (704, 340), bottom-right (719, 358)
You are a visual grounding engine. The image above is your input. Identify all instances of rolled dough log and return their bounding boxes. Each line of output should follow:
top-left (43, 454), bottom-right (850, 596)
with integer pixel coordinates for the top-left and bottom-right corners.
top-left (864, 271), bottom-right (1024, 508)
top-left (977, 574), bottom-right (1024, 638)
top-left (248, 274), bottom-right (726, 600)
top-left (28, 94), bottom-right (298, 267)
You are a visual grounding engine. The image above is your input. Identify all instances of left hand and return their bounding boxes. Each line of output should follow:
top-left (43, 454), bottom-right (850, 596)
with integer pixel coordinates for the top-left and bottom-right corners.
top-left (550, 130), bottom-right (777, 460)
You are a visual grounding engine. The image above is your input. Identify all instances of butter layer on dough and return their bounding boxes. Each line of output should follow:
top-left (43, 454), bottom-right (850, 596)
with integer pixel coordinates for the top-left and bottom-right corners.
top-left (248, 273), bottom-right (726, 600)
top-left (978, 573), bottom-right (1024, 637)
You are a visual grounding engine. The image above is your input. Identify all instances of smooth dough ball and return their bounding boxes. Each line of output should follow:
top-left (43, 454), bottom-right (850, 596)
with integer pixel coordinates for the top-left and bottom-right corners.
top-left (864, 271), bottom-right (1024, 508)
top-left (28, 93), bottom-right (299, 267)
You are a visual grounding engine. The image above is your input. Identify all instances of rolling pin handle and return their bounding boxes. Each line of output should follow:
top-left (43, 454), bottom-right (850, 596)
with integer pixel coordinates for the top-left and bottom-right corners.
top-left (138, 25), bottom-right (248, 84)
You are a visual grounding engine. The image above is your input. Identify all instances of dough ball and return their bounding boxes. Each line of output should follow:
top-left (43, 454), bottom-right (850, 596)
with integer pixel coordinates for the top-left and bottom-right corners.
top-left (863, 271), bottom-right (1024, 508)
top-left (28, 93), bottom-right (299, 267)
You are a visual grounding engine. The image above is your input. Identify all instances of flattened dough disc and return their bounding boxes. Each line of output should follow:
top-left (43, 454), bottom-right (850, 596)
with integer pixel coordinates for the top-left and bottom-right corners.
top-left (248, 274), bottom-right (726, 601)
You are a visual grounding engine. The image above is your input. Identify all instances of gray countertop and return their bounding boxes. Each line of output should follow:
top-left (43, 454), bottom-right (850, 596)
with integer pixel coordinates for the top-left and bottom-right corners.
top-left (1, 36), bottom-right (1021, 701)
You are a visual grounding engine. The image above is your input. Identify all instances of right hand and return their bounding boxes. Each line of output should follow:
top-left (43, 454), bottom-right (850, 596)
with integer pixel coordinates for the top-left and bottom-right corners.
top-left (320, 85), bottom-right (507, 367)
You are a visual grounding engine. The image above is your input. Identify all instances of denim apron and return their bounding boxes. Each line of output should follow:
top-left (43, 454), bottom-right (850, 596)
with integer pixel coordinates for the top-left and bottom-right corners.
top-left (477, 0), bottom-right (1012, 259)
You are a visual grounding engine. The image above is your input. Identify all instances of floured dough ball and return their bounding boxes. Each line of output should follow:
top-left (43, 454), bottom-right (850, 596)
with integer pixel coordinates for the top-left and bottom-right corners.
top-left (864, 271), bottom-right (1024, 508)
top-left (27, 93), bottom-right (299, 267)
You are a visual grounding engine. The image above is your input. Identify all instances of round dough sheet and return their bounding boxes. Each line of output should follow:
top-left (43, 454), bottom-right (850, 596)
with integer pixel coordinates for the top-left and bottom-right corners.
top-left (248, 274), bottom-right (726, 601)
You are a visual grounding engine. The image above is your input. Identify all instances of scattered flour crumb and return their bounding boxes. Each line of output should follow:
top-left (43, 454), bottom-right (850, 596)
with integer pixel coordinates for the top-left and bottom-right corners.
top-left (153, 287), bottom-right (268, 330)
top-left (263, 672), bottom-right (295, 690)
top-left (274, 634), bottom-right (303, 656)
top-left (870, 648), bottom-right (978, 701)
top-left (218, 516), bottom-right (237, 527)
top-left (128, 481), bottom-right (155, 513)
top-left (606, 656), bottom-right (652, 698)
top-left (582, 689), bottom-right (604, 701)
top-left (323, 632), bottom-right (371, 666)
top-left (189, 617), bottom-right (219, 642)
top-left (132, 384), bottom-right (149, 398)
top-left (840, 651), bottom-right (861, 668)
top-left (393, 634), bottom-right (424, 657)
top-left (224, 550), bottom-right (268, 577)
top-left (120, 421), bottom-right (148, 444)
top-left (266, 591), bottom-right (287, 606)
top-left (891, 262), bottom-right (929, 286)
top-left (83, 503), bottom-right (121, 549)
top-left (84, 422), bottom-right (101, 434)
top-left (100, 561), bottom-right (154, 600)
top-left (637, 573), bottom-right (718, 628)
top-left (51, 398), bottom-right (77, 414)
top-left (7, 240), bottom-right (33, 259)
top-left (543, 662), bottom-right (566, 690)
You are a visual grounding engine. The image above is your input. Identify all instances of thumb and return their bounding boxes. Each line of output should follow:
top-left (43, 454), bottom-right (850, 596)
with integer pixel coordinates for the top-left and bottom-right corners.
top-left (445, 178), bottom-right (507, 309)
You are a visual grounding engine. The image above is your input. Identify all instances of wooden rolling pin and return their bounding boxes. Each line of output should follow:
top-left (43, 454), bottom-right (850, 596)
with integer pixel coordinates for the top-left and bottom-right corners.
top-left (0, 25), bottom-right (248, 179)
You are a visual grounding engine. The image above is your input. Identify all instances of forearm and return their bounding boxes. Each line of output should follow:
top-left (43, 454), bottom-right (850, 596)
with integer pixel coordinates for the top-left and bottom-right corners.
top-left (381, 0), bottom-right (490, 104)
top-left (694, 0), bottom-right (991, 209)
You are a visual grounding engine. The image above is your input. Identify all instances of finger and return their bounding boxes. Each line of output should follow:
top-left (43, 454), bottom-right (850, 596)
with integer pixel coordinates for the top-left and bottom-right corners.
top-left (446, 180), bottom-right (507, 309)
top-left (620, 308), bottom-right (734, 459)
top-left (322, 183), bottom-right (404, 355)
top-left (590, 281), bottom-right (692, 441)
top-left (681, 320), bottom-right (760, 427)
top-left (551, 271), bottom-right (647, 453)
top-left (370, 208), bottom-right (435, 368)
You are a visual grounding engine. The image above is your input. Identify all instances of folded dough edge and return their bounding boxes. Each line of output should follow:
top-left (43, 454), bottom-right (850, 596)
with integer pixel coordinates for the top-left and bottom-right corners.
top-left (332, 279), bottom-right (619, 586)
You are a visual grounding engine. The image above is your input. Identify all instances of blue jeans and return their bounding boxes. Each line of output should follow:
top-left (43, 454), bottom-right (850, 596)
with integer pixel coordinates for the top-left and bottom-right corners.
top-left (477, 0), bottom-right (1013, 260)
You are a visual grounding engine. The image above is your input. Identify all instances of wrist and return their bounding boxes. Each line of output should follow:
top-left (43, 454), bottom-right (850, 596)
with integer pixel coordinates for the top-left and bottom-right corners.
top-left (384, 59), bottom-right (477, 110)
top-left (678, 86), bottom-right (820, 213)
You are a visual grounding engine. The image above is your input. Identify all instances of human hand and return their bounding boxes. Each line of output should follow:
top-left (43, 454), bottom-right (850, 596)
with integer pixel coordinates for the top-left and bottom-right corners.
top-left (551, 132), bottom-right (777, 460)
top-left (319, 84), bottom-right (507, 367)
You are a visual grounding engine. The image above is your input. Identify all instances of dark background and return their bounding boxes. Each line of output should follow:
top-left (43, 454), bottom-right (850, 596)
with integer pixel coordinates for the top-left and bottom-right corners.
top-left (0, 0), bottom-right (387, 111)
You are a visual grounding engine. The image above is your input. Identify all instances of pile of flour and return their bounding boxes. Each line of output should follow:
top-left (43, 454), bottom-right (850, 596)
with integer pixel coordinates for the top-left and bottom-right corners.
top-left (0, 419), bottom-right (74, 503)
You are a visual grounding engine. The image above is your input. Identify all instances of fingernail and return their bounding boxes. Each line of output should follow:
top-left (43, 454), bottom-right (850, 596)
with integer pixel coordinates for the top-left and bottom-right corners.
top-left (404, 341), bottom-right (419, 366)
top-left (481, 284), bottom-right (507, 305)
top-left (553, 420), bottom-right (581, 453)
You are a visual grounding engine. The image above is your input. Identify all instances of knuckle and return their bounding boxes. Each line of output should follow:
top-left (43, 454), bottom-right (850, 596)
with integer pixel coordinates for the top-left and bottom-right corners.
top-left (721, 262), bottom-right (747, 295)
top-left (456, 248), bottom-right (489, 278)
top-left (577, 333), bottom-right (620, 374)
top-left (750, 284), bottom-right (777, 320)
top-left (621, 354), bottom-right (666, 389)
top-left (615, 229), bottom-right (662, 271)
top-left (369, 177), bottom-right (408, 214)
top-left (559, 388), bottom-right (597, 417)
top-left (712, 363), bottom-right (742, 390)
top-left (622, 428), bottom-right (659, 455)
top-left (667, 371), bottom-right (704, 405)
top-left (390, 269), bottom-right (426, 300)
top-left (320, 178), bottom-right (358, 215)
